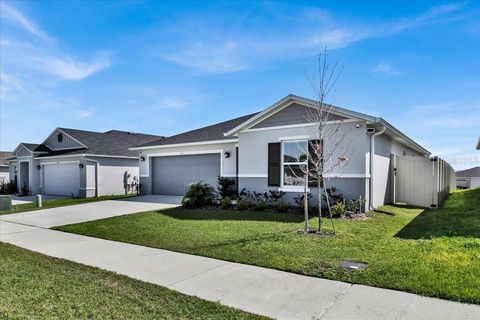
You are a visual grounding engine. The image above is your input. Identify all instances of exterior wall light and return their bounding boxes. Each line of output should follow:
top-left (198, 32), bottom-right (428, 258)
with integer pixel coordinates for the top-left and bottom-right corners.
top-left (79, 163), bottom-right (84, 169)
top-left (140, 156), bottom-right (146, 162)
top-left (224, 151), bottom-right (231, 159)
top-left (36, 165), bottom-right (41, 170)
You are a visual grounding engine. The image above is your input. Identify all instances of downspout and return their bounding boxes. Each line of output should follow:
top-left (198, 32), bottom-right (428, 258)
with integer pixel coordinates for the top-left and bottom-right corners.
top-left (369, 124), bottom-right (387, 211)
top-left (84, 156), bottom-right (99, 197)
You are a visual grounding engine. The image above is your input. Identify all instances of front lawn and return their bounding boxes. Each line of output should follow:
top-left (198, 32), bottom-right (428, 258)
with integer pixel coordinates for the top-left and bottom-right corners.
top-left (0, 194), bottom-right (134, 215)
top-left (57, 188), bottom-right (480, 304)
top-left (0, 242), bottom-right (265, 319)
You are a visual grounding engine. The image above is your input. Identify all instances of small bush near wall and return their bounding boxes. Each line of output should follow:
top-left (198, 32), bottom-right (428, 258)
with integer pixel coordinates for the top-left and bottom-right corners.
top-left (181, 182), bottom-right (216, 209)
top-left (217, 177), bottom-right (237, 199)
top-left (0, 181), bottom-right (17, 195)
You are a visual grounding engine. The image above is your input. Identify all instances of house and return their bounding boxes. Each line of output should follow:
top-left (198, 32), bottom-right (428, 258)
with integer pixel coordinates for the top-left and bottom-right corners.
top-left (0, 151), bottom-right (13, 184)
top-left (456, 167), bottom-right (480, 189)
top-left (131, 94), bottom-right (430, 210)
top-left (8, 128), bottom-right (163, 197)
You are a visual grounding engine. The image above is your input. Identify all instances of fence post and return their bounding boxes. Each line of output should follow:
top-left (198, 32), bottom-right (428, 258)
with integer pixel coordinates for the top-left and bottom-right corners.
top-left (390, 154), bottom-right (396, 204)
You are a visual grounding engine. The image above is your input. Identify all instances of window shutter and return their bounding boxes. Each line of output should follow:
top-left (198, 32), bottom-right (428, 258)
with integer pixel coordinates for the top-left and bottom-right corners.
top-left (308, 139), bottom-right (322, 187)
top-left (268, 143), bottom-right (281, 186)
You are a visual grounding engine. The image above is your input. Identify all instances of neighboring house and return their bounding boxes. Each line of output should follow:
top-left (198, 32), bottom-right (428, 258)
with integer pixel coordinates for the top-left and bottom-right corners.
top-left (131, 94), bottom-right (430, 209)
top-left (0, 151), bottom-right (13, 184)
top-left (9, 128), bottom-right (163, 197)
top-left (456, 167), bottom-right (480, 189)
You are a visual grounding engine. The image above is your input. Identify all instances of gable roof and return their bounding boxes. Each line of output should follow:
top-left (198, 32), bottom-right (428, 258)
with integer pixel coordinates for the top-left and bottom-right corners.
top-left (13, 143), bottom-right (50, 155)
top-left (456, 166), bottom-right (480, 178)
top-left (132, 94), bottom-right (430, 155)
top-left (35, 128), bottom-right (163, 158)
top-left (225, 94), bottom-right (378, 136)
top-left (132, 113), bottom-right (259, 150)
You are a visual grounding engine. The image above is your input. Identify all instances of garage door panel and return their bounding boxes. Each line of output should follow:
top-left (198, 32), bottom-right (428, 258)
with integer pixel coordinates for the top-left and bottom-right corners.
top-left (152, 154), bottom-right (220, 195)
top-left (43, 163), bottom-right (80, 196)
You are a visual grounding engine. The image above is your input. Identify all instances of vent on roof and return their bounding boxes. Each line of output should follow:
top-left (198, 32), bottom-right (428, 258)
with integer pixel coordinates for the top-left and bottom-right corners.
top-left (127, 132), bottom-right (136, 135)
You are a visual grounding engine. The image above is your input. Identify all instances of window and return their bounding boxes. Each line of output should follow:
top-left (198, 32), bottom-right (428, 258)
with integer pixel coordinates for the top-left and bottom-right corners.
top-left (282, 140), bottom-right (308, 187)
top-left (57, 133), bottom-right (63, 143)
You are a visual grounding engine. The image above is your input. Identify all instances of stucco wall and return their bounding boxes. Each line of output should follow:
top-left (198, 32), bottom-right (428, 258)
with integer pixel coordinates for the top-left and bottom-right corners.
top-left (87, 157), bottom-right (140, 196)
top-left (238, 120), bottom-right (368, 177)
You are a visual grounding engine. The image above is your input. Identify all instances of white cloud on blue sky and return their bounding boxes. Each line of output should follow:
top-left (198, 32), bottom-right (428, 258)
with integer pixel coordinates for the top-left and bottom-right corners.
top-left (1, 1), bottom-right (479, 170)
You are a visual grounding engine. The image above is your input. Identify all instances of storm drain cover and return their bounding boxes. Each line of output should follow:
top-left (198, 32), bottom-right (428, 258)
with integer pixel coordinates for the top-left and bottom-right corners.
top-left (340, 261), bottom-right (368, 271)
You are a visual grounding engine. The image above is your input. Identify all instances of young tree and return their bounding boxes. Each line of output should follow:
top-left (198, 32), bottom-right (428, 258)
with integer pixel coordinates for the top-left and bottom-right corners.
top-left (288, 49), bottom-right (350, 234)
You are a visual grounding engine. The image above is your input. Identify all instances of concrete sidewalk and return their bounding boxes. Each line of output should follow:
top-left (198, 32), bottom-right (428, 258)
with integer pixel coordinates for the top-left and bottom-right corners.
top-left (1, 216), bottom-right (478, 319)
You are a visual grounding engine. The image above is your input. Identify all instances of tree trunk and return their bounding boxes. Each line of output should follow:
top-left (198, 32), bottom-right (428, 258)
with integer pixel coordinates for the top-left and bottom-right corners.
top-left (317, 177), bottom-right (322, 233)
top-left (304, 174), bottom-right (309, 233)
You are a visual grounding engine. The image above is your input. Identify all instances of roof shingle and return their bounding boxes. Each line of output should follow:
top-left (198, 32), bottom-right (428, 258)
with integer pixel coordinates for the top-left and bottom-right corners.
top-left (136, 113), bottom-right (259, 148)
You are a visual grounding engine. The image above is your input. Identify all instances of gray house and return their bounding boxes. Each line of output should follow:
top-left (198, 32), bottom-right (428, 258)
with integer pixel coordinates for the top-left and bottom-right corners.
top-left (131, 95), bottom-right (430, 210)
top-left (9, 128), bottom-right (163, 197)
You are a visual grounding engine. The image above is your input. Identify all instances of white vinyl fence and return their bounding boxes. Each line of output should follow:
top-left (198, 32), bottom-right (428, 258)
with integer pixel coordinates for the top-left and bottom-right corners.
top-left (391, 155), bottom-right (455, 208)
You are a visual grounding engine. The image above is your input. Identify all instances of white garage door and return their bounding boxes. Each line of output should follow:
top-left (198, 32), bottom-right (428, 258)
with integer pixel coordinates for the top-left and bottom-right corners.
top-left (43, 163), bottom-right (80, 196)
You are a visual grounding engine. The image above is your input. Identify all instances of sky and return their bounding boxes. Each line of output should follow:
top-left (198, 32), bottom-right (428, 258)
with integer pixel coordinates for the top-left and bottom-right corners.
top-left (0, 0), bottom-right (479, 170)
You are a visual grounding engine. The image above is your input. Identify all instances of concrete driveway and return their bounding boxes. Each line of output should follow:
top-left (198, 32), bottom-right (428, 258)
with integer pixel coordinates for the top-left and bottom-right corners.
top-left (2, 195), bottom-right (182, 228)
top-left (10, 194), bottom-right (67, 205)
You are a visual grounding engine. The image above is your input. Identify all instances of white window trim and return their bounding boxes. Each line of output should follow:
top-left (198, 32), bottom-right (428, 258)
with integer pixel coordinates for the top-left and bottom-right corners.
top-left (280, 139), bottom-right (308, 192)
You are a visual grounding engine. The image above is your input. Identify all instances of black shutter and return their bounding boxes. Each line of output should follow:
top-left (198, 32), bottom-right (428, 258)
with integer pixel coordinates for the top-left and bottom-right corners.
top-left (308, 139), bottom-right (322, 187)
top-left (268, 143), bottom-right (281, 186)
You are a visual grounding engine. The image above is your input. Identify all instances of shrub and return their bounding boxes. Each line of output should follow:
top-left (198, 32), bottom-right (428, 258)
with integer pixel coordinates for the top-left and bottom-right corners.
top-left (293, 193), bottom-right (313, 211)
top-left (255, 200), bottom-right (268, 211)
top-left (323, 187), bottom-right (344, 205)
top-left (217, 177), bottom-right (237, 199)
top-left (220, 197), bottom-right (231, 210)
top-left (277, 200), bottom-right (289, 212)
top-left (21, 183), bottom-right (29, 196)
top-left (268, 190), bottom-right (286, 202)
top-left (345, 197), bottom-right (367, 213)
top-left (330, 202), bottom-right (346, 218)
top-left (237, 198), bottom-right (250, 211)
top-left (0, 181), bottom-right (17, 194)
top-left (181, 182), bottom-right (216, 208)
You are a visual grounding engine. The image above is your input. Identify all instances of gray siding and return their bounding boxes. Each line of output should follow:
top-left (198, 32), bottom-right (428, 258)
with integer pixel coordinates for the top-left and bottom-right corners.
top-left (252, 103), bottom-right (347, 129)
top-left (46, 131), bottom-right (84, 150)
top-left (17, 147), bottom-right (31, 157)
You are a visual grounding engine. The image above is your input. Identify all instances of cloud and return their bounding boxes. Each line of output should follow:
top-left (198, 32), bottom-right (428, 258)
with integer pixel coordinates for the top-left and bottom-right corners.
top-left (161, 97), bottom-right (188, 109)
top-left (0, 3), bottom-right (111, 89)
top-left (370, 63), bottom-right (402, 76)
top-left (161, 3), bottom-right (467, 73)
top-left (0, 2), bottom-right (50, 40)
top-left (164, 41), bottom-right (246, 73)
top-left (77, 109), bottom-right (95, 118)
top-left (36, 52), bottom-right (111, 80)
top-left (392, 98), bottom-right (480, 169)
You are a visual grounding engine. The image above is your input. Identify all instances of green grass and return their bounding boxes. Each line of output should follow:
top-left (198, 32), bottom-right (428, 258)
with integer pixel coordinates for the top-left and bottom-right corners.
top-left (0, 194), bottom-right (135, 215)
top-left (57, 188), bottom-right (480, 304)
top-left (0, 242), bottom-right (265, 319)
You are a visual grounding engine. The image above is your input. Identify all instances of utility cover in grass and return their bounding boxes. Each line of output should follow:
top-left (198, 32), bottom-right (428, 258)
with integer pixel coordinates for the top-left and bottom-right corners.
top-left (340, 261), bottom-right (368, 271)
